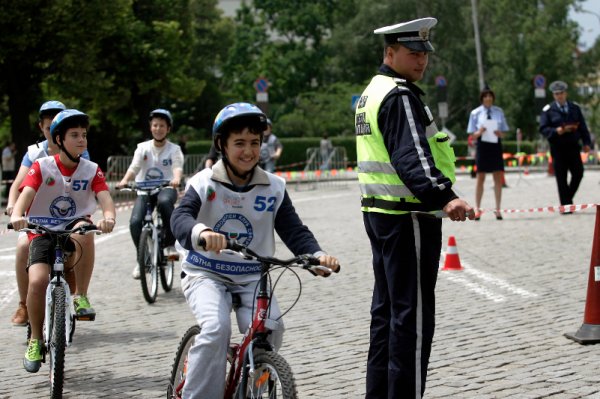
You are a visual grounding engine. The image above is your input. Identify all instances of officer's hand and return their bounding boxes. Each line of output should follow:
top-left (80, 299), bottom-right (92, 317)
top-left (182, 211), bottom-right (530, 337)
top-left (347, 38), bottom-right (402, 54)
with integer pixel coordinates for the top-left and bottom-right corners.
top-left (116, 180), bottom-right (128, 189)
top-left (170, 178), bottom-right (181, 189)
top-left (566, 124), bottom-right (579, 133)
top-left (199, 230), bottom-right (227, 253)
top-left (443, 199), bottom-right (475, 222)
top-left (583, 145), bottom-right (591, 153)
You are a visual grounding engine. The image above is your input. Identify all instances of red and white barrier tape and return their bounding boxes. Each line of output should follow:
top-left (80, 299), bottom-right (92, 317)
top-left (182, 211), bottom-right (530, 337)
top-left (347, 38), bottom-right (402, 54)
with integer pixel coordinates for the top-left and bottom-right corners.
top-left (478, 203), bottom-right (597, 214)
top-left (0, 202), bottom-right (597, 236)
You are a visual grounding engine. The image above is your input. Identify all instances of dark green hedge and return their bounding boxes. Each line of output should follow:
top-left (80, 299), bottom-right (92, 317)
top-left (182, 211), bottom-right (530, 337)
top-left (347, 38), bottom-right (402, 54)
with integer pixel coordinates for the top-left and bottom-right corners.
top-left (187, 138), bottom-right (539, 170)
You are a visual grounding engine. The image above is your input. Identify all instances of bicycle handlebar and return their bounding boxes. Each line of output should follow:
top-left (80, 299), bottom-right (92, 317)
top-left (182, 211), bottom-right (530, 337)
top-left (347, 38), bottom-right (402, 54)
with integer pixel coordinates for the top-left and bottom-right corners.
top-left (197, 238), bottom-right (340, 276)
top-left (116, 182), bottom-right (173, 194)
top-left (7, 222), bottom-right (102, 236)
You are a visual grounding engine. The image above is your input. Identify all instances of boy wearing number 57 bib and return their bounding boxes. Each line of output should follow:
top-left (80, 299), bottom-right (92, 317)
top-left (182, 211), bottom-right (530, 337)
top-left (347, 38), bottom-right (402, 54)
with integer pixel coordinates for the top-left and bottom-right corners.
top-left (10, 109), bottom-right (116, 373)
top-left (171, 102), bottom-right (340, 399)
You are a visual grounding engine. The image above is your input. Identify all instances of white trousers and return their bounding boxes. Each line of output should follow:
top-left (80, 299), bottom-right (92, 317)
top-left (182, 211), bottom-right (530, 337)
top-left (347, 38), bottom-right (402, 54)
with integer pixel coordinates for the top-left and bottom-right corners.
top-left (181, 274), bottom-right (284, 399)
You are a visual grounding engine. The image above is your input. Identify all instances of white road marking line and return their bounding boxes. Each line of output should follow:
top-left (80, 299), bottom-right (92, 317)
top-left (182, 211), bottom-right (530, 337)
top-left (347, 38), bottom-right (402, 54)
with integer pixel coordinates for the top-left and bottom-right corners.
top-left (463, 265), bottom-right (538, 298)
top-left (443, 273), bottom-right (506, 303)
top-left (95, 227), bottom-right (129, 244)
top-left (440, 252), bottom-right (537, 302)
top-left (0, 287), bottom-right (18, 309)
top-left (293, 192), bottom-right (355, 203)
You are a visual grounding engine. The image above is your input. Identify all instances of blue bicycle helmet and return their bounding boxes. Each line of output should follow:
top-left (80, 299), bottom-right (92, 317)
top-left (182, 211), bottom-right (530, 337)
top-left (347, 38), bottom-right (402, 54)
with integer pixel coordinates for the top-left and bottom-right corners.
top-left (39, 100), bottom-right (66, 120)
top-left (149, 108), bottom-right (173, 127)
top-left (213, 102), bottom-right (267, 136)
top-left (50, 109), bottom-right (89, 144)
top-left (212, 103), bottom-right (268, 178)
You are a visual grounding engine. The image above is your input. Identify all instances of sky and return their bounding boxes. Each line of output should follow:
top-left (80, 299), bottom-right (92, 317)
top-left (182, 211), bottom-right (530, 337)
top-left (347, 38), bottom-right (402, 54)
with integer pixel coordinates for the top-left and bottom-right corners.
top-left (569, 0), bottom-right (600, 50)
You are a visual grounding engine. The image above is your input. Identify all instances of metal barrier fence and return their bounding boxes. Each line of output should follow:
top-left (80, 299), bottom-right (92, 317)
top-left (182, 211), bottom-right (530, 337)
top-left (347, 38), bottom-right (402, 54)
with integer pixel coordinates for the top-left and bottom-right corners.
top-left (295, 146), bottom-right (349, 191)
top-left (106, 153), bottom-right (206, 201)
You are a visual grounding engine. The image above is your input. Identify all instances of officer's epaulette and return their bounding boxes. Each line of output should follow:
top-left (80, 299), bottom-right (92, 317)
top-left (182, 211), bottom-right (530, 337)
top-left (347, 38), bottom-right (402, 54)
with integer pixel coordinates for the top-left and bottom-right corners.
top-left (572, 101), bottom-right (580, 107)
top-left (542, 104), bottom-right (551, 112)
top-left (393, 77), bottom-right (407, 86)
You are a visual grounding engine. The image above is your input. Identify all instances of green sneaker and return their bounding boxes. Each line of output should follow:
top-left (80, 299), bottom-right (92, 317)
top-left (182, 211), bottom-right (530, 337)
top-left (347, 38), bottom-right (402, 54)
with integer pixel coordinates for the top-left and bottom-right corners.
top-left (74, 295), bottom-right (96, 320)
top-left (24, 338), bottom-right (43, 373)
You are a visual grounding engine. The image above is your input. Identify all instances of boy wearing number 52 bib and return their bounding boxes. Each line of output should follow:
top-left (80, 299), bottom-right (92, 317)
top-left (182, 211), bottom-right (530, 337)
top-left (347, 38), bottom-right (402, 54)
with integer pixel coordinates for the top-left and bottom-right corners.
top-left (171, 102), bottom-right (340, 399)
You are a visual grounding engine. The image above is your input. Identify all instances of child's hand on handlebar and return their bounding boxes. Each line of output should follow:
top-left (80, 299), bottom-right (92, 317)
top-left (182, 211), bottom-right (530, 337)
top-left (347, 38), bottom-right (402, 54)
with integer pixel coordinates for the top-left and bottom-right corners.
top-left (97, 218), bottom-right (116, 234)
top-left (116, 180), bottom-right (129, 189)
top-left (199, 230), bottom-right (227, 254)
top-left (170, 178), bottom-right (181, 189)
top-left (316, 254), bottom-right (340, 277)
top-left (9, 216), bottom-right (28, 231)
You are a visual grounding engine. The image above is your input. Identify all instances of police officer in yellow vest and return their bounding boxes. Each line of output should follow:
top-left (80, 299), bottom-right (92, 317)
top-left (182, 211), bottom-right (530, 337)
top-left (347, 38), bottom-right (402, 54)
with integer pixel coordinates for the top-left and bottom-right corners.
top-left (355, 18), bottom-right (474, 398)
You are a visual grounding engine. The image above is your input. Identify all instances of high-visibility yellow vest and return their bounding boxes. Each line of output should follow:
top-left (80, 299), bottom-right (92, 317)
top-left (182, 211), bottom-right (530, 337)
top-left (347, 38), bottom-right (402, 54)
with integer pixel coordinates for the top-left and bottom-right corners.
top-left (355, 75), bottom-right (455, 214)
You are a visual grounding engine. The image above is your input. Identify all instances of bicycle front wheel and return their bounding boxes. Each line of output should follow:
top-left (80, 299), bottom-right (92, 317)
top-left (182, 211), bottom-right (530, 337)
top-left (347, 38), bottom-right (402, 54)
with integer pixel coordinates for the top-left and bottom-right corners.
top-left (160, 258), bottom-right (175, 292)
top-left (48, 285), bottom-right (66, 399)
top-left (168, 325), bottom-right (200, 399)
top-left (237, 351), bottom-right (297, 399)
top-left (138, 228), bottom-right (159, 303)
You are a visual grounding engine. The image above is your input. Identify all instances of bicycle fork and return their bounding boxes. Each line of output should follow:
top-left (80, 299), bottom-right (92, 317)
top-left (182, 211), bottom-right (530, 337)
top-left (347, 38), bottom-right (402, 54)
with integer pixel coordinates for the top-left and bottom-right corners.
top-left (44, 255), bottom-right (75, 352)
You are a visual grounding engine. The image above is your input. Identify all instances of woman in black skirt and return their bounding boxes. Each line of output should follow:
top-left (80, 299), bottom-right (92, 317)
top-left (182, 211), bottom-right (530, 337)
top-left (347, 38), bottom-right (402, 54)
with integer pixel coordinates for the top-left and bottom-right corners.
top-left (467, 86), bottom-right (509, 220)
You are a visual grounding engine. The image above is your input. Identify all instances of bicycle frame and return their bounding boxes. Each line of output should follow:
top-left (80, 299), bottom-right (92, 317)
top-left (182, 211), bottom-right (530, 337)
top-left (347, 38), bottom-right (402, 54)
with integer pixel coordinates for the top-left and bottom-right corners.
top-left (224, 261), bottom-right (273, 399)
top-left (142, 196), bottom-right (162, 268)
top-left (169, 239), bottom-right (338, 399)
top-left (134, 183), bottom-right (170, 264)
top-left (44, 245), bottom-right (75, 349)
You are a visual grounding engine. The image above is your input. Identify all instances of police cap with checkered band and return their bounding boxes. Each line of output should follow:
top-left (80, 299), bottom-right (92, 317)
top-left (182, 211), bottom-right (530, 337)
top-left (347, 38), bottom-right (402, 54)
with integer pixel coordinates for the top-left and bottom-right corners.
top-left (374, 17), bottom-right (437, 52)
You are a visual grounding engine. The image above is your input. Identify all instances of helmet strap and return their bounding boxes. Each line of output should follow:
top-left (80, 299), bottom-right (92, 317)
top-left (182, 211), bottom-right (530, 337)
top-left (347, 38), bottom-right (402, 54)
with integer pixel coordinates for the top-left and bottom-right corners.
top-left (56, 138), bottom-right (81, 163)
top-left (222, 154), bottom-right (256, 181)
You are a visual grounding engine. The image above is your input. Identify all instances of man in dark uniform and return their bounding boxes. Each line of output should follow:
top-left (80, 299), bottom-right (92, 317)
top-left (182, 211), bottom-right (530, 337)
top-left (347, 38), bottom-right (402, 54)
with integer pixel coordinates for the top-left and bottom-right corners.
top-left (540, 80), bottom-right (592, 211)
top-left (355, 17), bottom-right (474, 398)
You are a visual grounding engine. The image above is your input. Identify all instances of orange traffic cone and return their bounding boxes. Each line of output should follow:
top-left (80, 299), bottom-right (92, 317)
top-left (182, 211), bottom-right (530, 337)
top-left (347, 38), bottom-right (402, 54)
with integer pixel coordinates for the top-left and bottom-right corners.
top-left (565, 207), bottom-right (600, 344)
top-left (442, 236), bottom-right (463, 271)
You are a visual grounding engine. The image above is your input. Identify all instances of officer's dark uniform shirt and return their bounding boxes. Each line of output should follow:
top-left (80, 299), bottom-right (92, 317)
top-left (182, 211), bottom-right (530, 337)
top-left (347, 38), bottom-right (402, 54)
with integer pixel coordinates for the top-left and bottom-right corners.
top-left (540, 101), bottom-right (592, 148)
top-left (376, 64), bottom-right (458, 211)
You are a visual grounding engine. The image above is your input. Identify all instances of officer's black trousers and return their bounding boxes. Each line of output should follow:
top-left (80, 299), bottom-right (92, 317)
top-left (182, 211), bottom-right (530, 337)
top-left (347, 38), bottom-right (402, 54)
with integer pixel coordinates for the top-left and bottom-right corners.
top-left (363, 212), bottom-right (441, 399)
top-left (551, 145), bottom-right (584, 206)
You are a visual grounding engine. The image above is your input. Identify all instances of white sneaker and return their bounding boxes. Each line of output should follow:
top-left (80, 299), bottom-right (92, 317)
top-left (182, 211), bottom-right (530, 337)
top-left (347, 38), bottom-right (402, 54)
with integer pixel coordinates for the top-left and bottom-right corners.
top-left (132, 265), bottom-right (141, 280)
top-left (165, 246), bottom-right (179, 261)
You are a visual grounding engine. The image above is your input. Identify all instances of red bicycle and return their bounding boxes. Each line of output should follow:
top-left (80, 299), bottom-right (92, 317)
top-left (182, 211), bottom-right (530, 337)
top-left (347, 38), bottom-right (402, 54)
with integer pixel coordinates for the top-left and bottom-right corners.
top-left (167, 239), bottom-right (339, 399)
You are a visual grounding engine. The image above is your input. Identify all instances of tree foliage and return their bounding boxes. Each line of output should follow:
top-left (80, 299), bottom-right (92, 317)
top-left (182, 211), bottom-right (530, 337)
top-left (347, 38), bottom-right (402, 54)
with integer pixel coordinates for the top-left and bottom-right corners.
top-left (0, 0), bottom-right (226, 165)
top-left (0, 0), bottom-right (596, 165)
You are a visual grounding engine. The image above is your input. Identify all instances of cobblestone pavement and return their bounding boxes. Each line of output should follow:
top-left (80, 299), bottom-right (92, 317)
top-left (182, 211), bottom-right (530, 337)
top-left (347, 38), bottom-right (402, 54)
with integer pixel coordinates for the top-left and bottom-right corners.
top-left (1, 170), bottom-right (600, 398)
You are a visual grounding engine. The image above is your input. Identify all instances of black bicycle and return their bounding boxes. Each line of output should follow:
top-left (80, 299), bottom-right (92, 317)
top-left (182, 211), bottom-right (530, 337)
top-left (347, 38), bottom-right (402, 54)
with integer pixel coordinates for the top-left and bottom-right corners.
top-left (167, 238), bottom-right (340, 399)
top-left (9, 221), bottom-right (101, 399)
top-left (119, 183), bottom-right (176, 303)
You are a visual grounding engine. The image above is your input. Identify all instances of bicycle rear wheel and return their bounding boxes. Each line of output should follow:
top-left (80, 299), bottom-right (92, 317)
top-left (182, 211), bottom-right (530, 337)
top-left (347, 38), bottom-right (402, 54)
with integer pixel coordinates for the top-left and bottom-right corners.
top-left (168, 325), bottom-right (200, 399)
top-left (138, 228), bottom-right (159, 303)
top-left (160, 258), bottom-right (175, 292)
top-left (237, 351), bottom-right (297, 399)
top-left (48, 285), bottom-right (66, 399)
